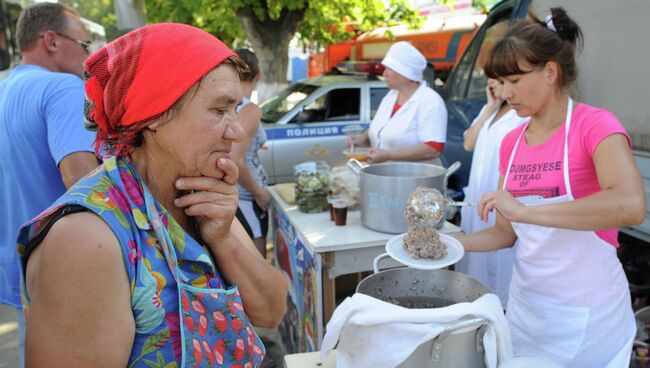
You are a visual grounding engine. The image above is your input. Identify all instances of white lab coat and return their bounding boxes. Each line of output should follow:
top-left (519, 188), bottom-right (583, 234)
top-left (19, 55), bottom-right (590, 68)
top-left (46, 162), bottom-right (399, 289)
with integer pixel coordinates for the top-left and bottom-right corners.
top-left (368, 83), bottom-right (447, 149)
top-left (456, 106), bottom-right (527, 307)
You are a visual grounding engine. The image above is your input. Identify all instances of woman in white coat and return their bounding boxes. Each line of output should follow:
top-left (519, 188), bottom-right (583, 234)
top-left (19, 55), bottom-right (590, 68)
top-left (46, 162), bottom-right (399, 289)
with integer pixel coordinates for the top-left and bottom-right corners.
top-left (457, 7), bottom-right (645, 367)
top-left (455, 78), bottom-right (527, 307)
top-left (348, 41), bottom-right (447, 164)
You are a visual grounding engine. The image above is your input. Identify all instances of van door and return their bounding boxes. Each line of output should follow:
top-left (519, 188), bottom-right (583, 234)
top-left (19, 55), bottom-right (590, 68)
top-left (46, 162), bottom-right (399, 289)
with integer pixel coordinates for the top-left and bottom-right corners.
top-left (267, 86), bottom-right (364, 184)
top-left (440, 0), bottom-right (521, 194)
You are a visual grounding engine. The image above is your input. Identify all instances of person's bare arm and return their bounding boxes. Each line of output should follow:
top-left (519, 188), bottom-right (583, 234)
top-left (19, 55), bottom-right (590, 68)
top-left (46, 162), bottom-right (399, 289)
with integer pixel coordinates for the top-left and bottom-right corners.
top-left (454, 175), bottom-right (518, 252)
top-left (463, 85), bottom-right (502, 152)
top-left (464, 106), bottom-right (498, 152)
top-left (25, 212), bottom-right (134, 367)
top-left (232, 104), bottom-right (270, 210)
top-left (211, 219), bottom-right (288, 327)
top-left (58, 152), bottom-right (98, 188)
top-left (483, 134), bottom-right (646, 230)
top-left (455, 211), bottom-right (518, 252)
top-left (367, 143), bottom-right (440, 163)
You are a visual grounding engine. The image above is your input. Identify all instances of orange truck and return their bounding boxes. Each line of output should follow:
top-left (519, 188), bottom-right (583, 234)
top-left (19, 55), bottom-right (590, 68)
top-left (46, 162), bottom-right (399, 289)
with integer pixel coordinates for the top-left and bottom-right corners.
top-left (309, 13), bottom-right (486, 80)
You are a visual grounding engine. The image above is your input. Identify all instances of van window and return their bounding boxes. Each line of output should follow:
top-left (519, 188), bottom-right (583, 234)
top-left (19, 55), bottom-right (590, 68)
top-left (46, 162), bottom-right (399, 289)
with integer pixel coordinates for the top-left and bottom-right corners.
top-left (467, 19), bottom-right (510, 99)
top-left (294, 88), bottom-right (360, 123)
top-left (260, 83), bottom-right (318, 122)
top-left (447, 9), bottom-right (511, 100)
top-left (370, 87), bottom-right (389, 118)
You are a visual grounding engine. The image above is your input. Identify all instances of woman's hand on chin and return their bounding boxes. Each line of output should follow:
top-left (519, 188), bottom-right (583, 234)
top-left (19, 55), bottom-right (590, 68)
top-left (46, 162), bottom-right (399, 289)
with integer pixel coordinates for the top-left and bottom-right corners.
top-left (174, 158), bottom-right (239, 244)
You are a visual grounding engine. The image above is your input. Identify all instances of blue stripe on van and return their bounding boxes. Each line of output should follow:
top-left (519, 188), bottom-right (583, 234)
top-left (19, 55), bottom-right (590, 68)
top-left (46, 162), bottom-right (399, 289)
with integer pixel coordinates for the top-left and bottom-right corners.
top-left (267, 123), bottom-right (370, 139)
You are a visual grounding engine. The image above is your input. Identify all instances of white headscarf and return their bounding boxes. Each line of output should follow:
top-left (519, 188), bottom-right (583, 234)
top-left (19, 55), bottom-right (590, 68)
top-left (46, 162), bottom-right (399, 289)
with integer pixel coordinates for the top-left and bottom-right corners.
top-left (381, 41), bottom-right (427, 82)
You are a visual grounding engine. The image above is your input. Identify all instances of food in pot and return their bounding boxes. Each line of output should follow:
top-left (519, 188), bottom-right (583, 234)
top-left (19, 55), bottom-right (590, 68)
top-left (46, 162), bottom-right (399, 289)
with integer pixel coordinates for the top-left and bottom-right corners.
top-left (384, 296), bottom-right (455, 309)
top-left (405, 187), bottom-right (446, 227)
top-left (403, 226), bottom-right (447, 260)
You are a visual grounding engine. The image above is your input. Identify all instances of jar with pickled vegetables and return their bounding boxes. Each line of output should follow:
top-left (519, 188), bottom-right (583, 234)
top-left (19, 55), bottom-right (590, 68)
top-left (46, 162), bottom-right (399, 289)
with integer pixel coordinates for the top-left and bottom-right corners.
top-left (294, 162), bottom-right (329, 213)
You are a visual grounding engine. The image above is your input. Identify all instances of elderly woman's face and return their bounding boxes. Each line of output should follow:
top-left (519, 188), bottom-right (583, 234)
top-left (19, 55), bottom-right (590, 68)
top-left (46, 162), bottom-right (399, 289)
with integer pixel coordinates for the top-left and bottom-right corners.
top-left (150, 64), bottom-right (244, 178)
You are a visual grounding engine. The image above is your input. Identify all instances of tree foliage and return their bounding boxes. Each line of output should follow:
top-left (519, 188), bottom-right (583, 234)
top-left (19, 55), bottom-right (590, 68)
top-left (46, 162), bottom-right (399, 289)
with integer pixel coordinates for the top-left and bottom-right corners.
top-left (59, 0), bottom-right (121, 41)
top-left (145, 0), bottom-right (245, 46)
top-left (145, 0), bottom-right (423, 88)
top-left (146, 0), bottom-right (423, 47)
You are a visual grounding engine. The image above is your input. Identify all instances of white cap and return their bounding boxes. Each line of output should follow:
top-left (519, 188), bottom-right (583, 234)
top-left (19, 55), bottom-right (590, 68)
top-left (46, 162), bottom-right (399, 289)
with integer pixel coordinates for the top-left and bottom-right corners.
top-left (381, 41), bottom-right (427, 82)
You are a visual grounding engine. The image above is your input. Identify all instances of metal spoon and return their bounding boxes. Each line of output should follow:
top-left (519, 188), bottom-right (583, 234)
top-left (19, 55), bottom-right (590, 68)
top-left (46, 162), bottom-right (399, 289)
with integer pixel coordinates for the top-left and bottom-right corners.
top-left (343, 125), bottom-right (364, 154)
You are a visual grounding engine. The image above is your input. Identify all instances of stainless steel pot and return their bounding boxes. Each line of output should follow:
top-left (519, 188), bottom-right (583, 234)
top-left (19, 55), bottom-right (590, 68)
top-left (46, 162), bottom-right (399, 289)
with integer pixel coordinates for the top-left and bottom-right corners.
top-left (356, 266), bottom-right (490, 368)
top-left (347, 159), bottom-right (461, 234)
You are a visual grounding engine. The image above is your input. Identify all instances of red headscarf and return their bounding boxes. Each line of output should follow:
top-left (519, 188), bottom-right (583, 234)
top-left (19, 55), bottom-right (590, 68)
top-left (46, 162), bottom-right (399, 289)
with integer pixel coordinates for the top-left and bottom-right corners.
top-left (84, 23), bottom-right (236, 156)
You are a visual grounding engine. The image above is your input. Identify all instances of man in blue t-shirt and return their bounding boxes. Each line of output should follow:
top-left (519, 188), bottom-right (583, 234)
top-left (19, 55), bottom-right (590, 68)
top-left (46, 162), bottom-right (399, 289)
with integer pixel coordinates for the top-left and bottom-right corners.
top-left (0, 3), bottom-right (98, 366)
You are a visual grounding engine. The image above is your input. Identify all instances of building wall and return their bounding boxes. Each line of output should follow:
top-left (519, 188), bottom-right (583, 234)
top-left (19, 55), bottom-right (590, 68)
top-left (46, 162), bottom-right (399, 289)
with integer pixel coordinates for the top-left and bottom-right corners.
top-left (533, 0), bottom-right (650, 150)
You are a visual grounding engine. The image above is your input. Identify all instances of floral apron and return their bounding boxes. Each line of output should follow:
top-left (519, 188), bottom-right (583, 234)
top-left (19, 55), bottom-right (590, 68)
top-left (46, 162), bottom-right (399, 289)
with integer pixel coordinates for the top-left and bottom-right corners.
top-left (18, 157), bottom-right (265, 367)
top-left (141, 181), bottom-right (266, 367)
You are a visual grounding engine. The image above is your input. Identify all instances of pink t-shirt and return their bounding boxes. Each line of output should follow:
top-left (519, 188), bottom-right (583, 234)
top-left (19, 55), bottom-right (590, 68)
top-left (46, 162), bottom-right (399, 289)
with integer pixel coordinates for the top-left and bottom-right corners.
top-left (499, 103), bottom-right (631, 247)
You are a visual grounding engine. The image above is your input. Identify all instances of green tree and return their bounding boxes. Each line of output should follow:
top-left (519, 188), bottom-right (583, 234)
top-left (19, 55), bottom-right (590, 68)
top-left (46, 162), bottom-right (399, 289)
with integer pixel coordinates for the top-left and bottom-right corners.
top-left (60, 0), bottom-right (121, 41)
top-left (435, 0), bottom-right (500, 14)
top-left (146, 0), bottom-right (422, 98)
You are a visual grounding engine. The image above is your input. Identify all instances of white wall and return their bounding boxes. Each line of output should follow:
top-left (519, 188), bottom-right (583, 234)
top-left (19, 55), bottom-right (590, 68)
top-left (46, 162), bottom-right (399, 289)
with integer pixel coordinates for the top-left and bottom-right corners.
top-left (533, 0), bottom-right (650, 150)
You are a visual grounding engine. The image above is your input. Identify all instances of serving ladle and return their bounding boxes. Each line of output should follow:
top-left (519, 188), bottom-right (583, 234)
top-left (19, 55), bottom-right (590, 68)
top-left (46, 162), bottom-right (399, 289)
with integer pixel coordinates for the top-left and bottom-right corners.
top-left (406, 187), bottom-right (543, 228)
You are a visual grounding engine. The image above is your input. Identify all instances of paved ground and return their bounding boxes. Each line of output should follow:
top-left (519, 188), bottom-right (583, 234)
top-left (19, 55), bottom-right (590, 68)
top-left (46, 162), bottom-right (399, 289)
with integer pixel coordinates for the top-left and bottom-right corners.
top-left (0, 304), bottom-right (19, 368)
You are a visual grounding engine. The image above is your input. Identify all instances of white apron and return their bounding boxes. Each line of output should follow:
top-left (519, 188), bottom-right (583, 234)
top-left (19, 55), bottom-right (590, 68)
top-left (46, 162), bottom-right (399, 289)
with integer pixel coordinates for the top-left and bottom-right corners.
top-left (504, 98), bottom-right (635, 367)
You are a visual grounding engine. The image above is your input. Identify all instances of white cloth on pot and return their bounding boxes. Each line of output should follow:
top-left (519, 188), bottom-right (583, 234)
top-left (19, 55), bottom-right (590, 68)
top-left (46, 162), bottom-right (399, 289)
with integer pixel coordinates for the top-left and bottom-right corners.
top-left (319, 292), bottom-right (513, 368)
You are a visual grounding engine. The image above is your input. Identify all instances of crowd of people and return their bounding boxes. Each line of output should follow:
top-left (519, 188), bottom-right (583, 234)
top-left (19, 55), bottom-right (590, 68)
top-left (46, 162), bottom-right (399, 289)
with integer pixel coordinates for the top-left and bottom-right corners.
top-left (0, 2), bottom-right (646, 368)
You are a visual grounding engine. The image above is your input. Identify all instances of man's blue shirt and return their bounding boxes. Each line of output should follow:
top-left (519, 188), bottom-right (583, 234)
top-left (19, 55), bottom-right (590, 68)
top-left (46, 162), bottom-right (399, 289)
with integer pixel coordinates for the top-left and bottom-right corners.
top-left (0, 65), bottom-right (95, 307)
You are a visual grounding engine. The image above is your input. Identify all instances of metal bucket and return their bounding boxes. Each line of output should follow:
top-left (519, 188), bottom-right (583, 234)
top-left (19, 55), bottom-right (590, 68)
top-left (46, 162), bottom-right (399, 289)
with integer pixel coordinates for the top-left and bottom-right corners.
top-left (356, 267), bottom-right (490, 368)
top-left (347, 160), bottom-right (460, 234)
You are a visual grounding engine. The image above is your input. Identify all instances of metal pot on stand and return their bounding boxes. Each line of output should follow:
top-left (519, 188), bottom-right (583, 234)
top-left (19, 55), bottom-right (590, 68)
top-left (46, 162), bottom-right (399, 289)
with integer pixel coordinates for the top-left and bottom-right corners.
top-left (347, 159), bottom-right (461, 234)
top-left (356, 266), bottom-right (490, 368)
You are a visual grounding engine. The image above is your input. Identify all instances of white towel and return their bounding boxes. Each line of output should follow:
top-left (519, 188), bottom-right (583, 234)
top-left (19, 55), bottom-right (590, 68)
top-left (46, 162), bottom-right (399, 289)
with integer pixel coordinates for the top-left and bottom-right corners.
top-left (319, 293), bottom-right (513, 368)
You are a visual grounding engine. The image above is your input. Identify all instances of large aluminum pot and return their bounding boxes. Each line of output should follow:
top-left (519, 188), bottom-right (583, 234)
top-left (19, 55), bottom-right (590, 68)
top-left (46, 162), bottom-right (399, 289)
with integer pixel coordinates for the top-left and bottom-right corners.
top-left (348, 159), bottom-right (461, 234)
top-left (356, 267), bottom-right (490, 368)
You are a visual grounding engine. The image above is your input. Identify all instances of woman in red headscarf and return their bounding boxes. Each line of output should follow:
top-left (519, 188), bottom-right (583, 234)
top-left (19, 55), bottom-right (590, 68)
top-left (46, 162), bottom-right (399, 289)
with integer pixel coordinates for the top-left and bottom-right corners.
top-left (16, 23), bottom-right (287, 367)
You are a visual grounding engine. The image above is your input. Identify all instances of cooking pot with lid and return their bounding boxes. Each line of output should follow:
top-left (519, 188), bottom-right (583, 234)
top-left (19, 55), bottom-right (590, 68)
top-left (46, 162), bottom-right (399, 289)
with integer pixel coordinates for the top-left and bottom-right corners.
top-left (356, 266), bottom-right (490, 368)
top-left (347, 159), bottom-right (461, 234)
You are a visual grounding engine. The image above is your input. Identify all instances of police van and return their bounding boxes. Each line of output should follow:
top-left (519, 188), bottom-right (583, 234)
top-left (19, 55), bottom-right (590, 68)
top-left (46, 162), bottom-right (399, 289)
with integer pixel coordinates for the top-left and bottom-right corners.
top-left (259, 71), bottom-right (389, 184)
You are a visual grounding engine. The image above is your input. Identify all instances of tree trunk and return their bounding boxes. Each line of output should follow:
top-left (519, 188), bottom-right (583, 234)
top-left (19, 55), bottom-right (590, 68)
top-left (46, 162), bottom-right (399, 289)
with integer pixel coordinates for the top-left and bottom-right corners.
top-left (236, 5), bottom-right (307, 102)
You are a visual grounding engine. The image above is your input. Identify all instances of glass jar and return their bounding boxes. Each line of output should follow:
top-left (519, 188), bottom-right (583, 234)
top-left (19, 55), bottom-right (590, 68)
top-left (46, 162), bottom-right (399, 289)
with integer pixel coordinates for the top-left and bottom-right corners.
top-left (294, 161), bottom-right (329, 213)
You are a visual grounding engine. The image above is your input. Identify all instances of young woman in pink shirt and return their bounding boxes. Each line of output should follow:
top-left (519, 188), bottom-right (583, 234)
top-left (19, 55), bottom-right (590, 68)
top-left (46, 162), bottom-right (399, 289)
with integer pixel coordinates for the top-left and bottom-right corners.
top-left (456, 7), bottom-right (646, 367)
